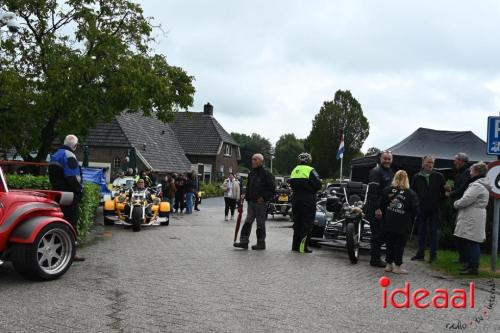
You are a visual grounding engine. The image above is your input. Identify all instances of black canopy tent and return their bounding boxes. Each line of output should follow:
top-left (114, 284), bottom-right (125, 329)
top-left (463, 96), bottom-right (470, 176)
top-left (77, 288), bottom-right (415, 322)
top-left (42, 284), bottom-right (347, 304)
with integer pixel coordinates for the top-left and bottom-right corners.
top-left (351, 128), bottom-right (494, 183)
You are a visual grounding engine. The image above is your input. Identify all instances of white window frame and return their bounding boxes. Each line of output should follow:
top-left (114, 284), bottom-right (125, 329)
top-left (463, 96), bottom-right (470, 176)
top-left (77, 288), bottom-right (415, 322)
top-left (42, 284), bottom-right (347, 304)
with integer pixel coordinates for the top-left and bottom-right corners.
top-left (224, 144), bottom-right (232, 157)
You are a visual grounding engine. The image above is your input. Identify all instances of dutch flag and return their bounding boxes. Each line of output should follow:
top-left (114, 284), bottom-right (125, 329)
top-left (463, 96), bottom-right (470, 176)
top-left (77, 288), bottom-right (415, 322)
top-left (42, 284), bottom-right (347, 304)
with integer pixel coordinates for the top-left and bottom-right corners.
top-left (336, 134), bottom-right (345, 160)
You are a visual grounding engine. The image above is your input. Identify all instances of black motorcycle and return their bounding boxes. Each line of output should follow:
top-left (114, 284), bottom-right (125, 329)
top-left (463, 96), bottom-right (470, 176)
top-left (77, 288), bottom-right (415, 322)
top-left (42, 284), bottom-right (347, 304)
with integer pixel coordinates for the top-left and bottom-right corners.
top-left (310, 181), bottom-right (372, 264)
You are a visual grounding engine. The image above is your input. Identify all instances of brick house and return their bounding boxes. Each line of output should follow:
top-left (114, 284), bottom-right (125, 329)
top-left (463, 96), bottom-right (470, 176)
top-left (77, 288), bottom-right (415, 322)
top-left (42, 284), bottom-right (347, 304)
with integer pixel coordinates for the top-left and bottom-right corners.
top-left (78, 113), bottom-right (192, 182)
top-left (171, 103), bottom-right (241, 183)
top-left (80, 104), bottom-right (239, 183)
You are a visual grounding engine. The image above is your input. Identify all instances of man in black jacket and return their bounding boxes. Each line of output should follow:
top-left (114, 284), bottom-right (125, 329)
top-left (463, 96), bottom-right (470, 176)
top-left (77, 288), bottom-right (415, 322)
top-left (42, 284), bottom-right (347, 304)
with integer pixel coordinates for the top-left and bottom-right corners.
top-left (289, 153), bottom-right (322, 253)
top-left (446, 152), bottom-right (471, 263)
top-left (367, 151), bottom-right (394, 267)
top-left (234, 153), bottom-right (275, 250)
top-left (411, 155), bottom-right (446, 262)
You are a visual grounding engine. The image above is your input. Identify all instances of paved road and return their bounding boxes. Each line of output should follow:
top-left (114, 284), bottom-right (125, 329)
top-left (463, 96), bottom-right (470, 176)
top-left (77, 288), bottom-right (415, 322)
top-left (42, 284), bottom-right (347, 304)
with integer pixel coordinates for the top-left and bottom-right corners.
top-left (1, 198), bottom-right (499, 333)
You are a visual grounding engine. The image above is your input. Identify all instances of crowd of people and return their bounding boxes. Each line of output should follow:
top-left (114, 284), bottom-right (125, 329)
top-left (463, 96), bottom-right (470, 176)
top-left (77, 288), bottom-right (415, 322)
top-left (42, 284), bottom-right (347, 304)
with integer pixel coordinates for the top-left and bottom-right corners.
top-left (230, 149), bottom-right (491, 276)
top-left (363, 151), bottom-right (489, 275)
top-left (49, 134), bottom-right (492, 276)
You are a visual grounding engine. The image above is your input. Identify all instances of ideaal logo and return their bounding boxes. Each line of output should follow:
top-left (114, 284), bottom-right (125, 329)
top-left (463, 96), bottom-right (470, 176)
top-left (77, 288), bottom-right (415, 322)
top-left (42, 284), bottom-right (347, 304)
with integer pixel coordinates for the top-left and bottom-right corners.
top-left (379, 276), bottom-right (475, 309)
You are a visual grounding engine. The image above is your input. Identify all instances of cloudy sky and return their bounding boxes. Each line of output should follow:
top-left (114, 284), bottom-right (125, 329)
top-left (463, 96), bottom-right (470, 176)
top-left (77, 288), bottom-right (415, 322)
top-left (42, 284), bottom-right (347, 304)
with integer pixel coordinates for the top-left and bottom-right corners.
top-left (140, 0), bottom-right (500, 151)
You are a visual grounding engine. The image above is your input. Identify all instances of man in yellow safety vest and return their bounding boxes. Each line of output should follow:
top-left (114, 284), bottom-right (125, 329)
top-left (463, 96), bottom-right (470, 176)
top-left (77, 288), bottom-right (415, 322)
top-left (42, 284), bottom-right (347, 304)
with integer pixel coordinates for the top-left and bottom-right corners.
top-left (289, 153), bottom-right (322, 253)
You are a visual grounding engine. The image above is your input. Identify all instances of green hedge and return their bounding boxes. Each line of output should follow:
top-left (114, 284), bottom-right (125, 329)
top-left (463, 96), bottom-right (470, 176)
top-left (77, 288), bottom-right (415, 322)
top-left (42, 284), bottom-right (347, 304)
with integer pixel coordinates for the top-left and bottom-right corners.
top-left (77, 184), bottom-right (100, 241)
top-left (201, 182), bottom-right (225, 198)
top-left (5, 174), bottom-right (99, 241)
top-left (6, 174), bottom-right (51, 190)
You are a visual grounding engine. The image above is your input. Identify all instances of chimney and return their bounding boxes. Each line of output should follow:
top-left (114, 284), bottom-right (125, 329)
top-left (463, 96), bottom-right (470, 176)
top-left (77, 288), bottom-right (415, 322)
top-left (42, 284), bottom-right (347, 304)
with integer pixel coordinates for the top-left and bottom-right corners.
top-left (203, 103), bottom-right (213, 116)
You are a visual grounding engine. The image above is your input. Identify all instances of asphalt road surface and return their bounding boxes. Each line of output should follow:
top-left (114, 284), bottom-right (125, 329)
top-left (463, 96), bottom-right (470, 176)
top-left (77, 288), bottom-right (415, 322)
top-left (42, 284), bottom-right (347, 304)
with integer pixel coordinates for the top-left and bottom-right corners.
top-left (1, 198), bottom-right (499, 332)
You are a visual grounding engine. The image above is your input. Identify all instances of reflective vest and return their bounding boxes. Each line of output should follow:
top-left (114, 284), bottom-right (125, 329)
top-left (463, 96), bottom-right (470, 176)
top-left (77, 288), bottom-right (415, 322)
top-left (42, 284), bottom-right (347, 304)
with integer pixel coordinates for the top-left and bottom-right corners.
top-left (290, 165), bottom-right (314, 179)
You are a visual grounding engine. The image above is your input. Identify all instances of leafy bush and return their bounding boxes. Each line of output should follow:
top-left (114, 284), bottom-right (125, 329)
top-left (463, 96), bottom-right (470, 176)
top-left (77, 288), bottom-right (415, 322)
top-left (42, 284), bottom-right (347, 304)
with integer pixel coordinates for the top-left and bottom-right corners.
top-left (77, 183), bottom-right (100, 241)
top-left (5, 174), bottom-right (99, 241)
top-left (201, 182), bottom-right (225, 198)
top-left (5, 174), bottom-right (51, 190)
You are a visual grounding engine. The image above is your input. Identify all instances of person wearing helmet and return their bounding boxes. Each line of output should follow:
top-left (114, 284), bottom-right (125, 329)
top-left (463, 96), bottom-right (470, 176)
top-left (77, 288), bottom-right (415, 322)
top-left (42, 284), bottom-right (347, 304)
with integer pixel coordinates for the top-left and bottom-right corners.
top-left (289, 153), bottom-right (322, 253)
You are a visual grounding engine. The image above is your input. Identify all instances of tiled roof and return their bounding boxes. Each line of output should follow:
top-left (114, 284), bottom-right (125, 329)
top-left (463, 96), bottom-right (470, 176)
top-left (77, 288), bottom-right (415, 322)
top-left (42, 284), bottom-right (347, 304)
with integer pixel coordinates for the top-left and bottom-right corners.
top-left (84, 117), bottom-right (130, 147)
top-left (171, 112), bottom-right (238, 155)
top-left (84, 113), bottom-right (193, 173)
top-left (116, 113), bottom-right (193, 173)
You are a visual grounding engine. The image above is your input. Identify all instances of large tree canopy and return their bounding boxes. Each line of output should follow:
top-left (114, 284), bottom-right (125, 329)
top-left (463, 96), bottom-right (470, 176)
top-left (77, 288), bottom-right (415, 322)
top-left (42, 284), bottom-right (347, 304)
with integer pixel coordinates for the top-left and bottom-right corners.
top-left (274, 133), bottom-right (304, 176)
top-left (305, 90), bottom-right (369, 178)
top-left (0, 0), bottom-right (195, 161)
top-left (231, 132), bottom-right (272, 171)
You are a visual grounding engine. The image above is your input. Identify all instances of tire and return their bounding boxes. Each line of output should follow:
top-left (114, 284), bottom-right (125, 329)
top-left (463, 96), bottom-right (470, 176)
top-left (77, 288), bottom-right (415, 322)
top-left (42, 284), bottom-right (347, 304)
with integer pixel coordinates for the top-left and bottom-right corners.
top-left (160, 213), bottom-right (170, 226)
top-left (311, 225), bottom-right (325, 238)
top-left (346, 222), bottom-right (359, 264)
top-left (103, 211), bottom-right (115, 226)
top-left (132, 206), bottom-right (143, 232)
top-left (11, 222), bottom-right (75, 280)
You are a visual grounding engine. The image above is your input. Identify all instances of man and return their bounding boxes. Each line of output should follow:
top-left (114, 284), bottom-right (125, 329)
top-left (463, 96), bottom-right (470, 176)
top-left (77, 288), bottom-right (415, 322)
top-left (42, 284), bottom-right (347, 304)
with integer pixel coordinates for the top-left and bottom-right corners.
top-left (289, 153), bottom-right (322, 253)
top-left (367, 150), bottom-right (394, 267)
top-left (234, 153), bottom-right (275, 250)
top-left (446, 152), bottom-right (471, 264)
top-left (411, 155), bottom-right (446, 262)
top-left (48, 134), bottom-right (85, 262)
top-left (146, 168), bottom-right (157, 185)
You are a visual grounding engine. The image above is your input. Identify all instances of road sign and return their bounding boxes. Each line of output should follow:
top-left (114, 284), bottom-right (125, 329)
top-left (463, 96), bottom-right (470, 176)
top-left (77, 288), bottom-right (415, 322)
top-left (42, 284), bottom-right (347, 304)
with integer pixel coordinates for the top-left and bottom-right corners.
top-left (487, 116), bottom-right (500, 155)
top-left (487, 161), bottom-right (500, 198)
top-left (487, 161), bottom-right (500, 272)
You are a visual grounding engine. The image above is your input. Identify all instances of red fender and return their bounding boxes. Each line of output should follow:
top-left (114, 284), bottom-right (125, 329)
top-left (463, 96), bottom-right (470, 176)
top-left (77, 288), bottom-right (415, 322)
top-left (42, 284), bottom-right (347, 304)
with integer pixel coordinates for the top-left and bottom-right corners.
top-left (9, 216), bottom-right (76, 244)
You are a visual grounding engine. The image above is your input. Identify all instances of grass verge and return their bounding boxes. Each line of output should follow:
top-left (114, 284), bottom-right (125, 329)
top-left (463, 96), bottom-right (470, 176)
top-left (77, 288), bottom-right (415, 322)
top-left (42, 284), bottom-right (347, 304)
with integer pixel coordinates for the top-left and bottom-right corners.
top-left (430, 250), bottom-right (500, 279)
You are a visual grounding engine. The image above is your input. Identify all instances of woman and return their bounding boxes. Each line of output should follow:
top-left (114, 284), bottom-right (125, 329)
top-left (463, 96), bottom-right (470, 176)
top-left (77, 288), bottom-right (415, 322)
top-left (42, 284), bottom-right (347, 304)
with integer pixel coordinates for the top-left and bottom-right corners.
top-left (174, 174), bottom-right (186, 214)
top-left (453, 162), bottom-right (490, 275)
top-left (185, 172), bottom-right (196, 214)
top-left (161, 175), bottom-right (176, 208)
top-left (380, 170), bottom-right (419, 274)
top-left (222, 173), bottom-right (240, 221)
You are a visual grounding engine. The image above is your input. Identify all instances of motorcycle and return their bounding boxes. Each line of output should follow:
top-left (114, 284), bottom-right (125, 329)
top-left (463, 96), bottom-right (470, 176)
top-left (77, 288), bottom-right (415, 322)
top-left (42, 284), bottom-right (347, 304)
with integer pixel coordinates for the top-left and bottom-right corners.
top-left (266, 185), bottom-right (293, 220)
top-left (103, 184), bottom-right (170, 230)
top-left (310, 181), bottom-right (372, 264)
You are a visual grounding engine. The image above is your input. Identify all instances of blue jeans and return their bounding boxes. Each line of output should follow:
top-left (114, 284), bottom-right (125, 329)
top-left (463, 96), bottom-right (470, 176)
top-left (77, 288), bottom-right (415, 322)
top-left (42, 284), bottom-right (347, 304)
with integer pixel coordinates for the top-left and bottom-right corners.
top-left (466, 240), bottom-right (481, 267)
top-left (185, 192), bottom-right (194, 214)
top-left (416, 211), bottom-right (440, 258)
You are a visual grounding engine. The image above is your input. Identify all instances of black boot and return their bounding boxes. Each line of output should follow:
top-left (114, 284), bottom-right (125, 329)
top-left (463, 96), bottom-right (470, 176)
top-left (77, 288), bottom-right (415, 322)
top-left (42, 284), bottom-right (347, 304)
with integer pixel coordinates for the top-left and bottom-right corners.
top-left (459, 264), bottom-right (478, 275)
top-left (459, 264), bottom-right (470, 273)
top-left (233, 242), bottom-right (248, 249)
top-left (370, 258), bottom-right (386, 267)
top-left (252, 242), bottom-right (266, 250)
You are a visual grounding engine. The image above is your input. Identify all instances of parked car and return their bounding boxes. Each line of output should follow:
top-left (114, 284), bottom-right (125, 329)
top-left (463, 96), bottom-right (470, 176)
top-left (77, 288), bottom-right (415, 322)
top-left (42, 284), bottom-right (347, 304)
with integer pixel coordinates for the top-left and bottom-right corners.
top-left (0, 167), bottom-right (76, 280)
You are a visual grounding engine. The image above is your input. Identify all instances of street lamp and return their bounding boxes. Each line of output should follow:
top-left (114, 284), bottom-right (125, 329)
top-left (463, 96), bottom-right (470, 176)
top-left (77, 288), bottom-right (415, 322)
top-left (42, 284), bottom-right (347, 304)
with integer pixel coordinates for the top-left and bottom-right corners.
top-left (0, 9), bottom-right (20, 47)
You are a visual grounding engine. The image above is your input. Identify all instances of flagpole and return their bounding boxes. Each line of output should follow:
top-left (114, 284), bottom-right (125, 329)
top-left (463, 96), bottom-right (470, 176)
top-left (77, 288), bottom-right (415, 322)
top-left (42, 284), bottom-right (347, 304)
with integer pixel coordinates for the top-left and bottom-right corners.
top-left (340, 156), bottom-right (343, 181)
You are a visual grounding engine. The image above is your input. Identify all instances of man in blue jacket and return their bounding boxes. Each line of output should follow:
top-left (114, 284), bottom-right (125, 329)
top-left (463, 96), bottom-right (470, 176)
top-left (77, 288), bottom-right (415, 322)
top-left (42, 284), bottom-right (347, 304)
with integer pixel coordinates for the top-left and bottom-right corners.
top-left (48, 134), bottom-right (85, 261)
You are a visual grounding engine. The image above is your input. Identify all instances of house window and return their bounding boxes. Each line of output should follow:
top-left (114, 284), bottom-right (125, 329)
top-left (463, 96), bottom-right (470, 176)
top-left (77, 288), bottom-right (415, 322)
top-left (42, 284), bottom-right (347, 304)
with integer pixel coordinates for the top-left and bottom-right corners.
top-left (224, 144), bottom-right (231, 157)
top-left (113, 157), bottom-right (121, 169)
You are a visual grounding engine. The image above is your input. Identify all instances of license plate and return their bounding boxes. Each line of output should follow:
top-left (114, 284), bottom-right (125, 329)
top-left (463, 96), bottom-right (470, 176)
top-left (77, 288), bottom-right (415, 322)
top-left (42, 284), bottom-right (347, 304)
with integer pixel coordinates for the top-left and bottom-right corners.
top-left (278, 195), bottom-right (288, 201)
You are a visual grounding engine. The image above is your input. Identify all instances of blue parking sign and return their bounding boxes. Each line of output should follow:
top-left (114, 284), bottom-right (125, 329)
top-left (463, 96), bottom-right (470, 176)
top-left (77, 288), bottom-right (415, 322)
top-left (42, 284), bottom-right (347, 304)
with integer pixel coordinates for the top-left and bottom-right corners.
top-left (487, 117), bottom-right (500, 155)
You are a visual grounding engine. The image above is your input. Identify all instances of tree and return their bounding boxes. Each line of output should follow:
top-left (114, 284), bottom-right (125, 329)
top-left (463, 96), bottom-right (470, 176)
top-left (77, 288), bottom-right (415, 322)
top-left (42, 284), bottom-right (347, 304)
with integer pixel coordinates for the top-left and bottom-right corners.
top-left (231, 132), bottom-right (272, 170)
top-left (0, 0), bottom-right (195, 161)
top-left (274, 133), bottom-right (304, 175)
top-left (365, 147), bottom-right (381, 156)
top-left (305, 90), bottom-right (369, 178)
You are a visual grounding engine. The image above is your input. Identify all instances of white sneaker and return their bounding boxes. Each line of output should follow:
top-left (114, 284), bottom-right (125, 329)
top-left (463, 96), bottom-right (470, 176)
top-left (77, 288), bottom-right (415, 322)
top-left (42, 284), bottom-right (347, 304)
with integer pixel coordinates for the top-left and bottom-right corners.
top-left (393, 265), bottom-right (408, 274)
top-left (230, 215), bottom-right (234, 220)
top-left (224, 216), bottom-right (228, 221)
top-left (384, 264), bottom-right (393, 272)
